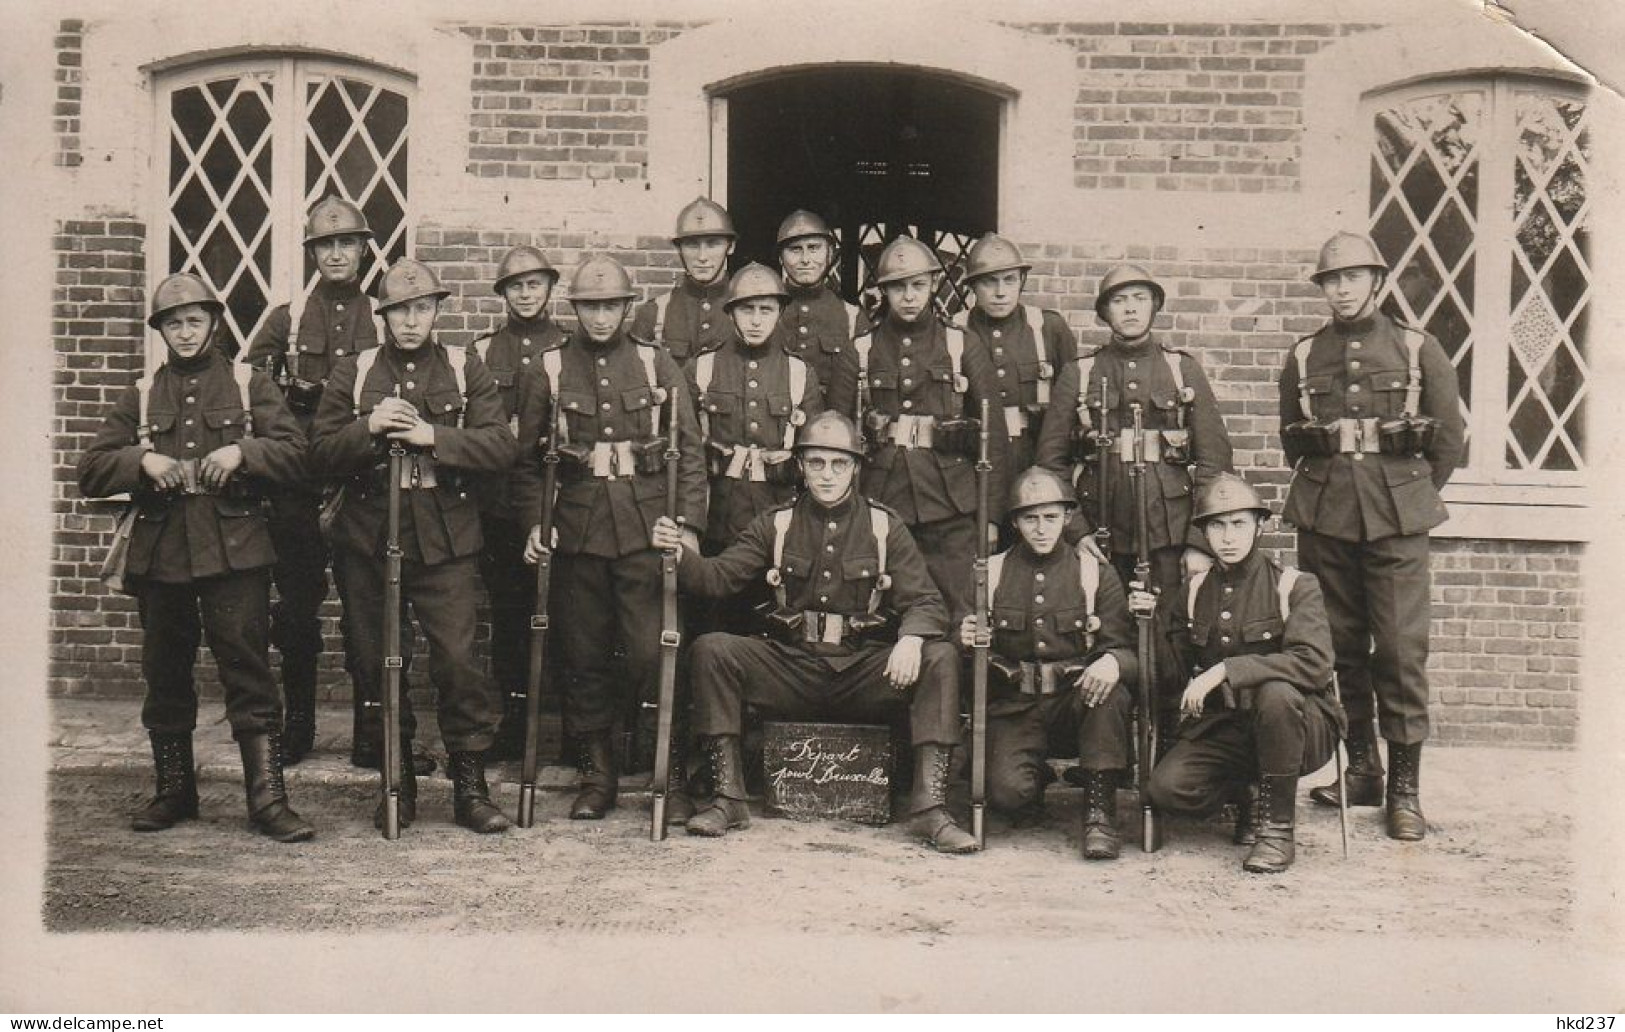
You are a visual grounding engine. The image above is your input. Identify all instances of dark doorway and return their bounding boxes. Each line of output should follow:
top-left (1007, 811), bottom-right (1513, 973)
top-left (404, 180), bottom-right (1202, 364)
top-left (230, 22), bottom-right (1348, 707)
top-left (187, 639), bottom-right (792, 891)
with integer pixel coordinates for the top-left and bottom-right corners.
top-left (723, 67), bottom-right (1002, 313)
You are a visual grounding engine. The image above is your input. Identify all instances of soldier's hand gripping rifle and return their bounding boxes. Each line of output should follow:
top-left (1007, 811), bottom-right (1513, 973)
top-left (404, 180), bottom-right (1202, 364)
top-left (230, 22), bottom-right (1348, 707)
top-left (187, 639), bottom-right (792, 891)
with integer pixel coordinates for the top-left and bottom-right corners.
top-left (1128, 402), bottom-right (1162, 853)
top-left (380, 386), bottom-right (406, 841)
top-left (649, 396), bottom-right (682, 841)
top-left (517, 402), bottom-right (562, 828)
top-left (970, 398), bottom-right (993, 849)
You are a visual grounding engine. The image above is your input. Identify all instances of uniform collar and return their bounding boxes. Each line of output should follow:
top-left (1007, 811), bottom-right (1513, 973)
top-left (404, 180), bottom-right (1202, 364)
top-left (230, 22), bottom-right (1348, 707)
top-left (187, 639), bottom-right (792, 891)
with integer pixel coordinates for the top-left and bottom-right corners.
top-left (313, 278), bottom-right (364, 303)
top-left (576, 327), bottom-right (631, 354)
top-left (164, 344), bottom-right (221, 376)
top-left (681, 276), bottom-right (729, 301)
top-left (728, 330), bottom-right (774, 356)
top-left (1109, 332), bottom-right (1157, 353)
top-left (971, 305), bottom-right (1026, 331)
top-left (505, 312), bottom-right (554, 335)
top-left (385, 336), bottom-right (439, 364)
top-left (803, 489), bottom-right (858, 522)
top-left (1330, 311), bottom-right (1381, 337)
top-left (785, 279), bottom-right (832, 301)
top-left (884, 310), bottom-right (934, 333)
top-left (1213, 546), bottom-right (1267, 584)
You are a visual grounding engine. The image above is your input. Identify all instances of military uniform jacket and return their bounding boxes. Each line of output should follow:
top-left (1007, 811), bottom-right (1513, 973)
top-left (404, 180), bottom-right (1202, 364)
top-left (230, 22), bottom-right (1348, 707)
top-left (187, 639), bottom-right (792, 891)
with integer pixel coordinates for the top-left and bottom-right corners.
top-left (511, 329), bottom-right (707, 559)
top-left (772, 281), bottom-right (864, 388)
top-left (77, 349), bottom-right (306, 582)
top-left (962, 305), bottom-right (1076, 428)
top-left (1277, 311), bottom-right (1464, 542)
top-left (244, 280), bottom-right (378, 423)
top-left (688, 334), bottom-right (824, 544)
top-left (1036, 335), bottom-right (1232, 553)
top-left (825, 313), bottom-right (1012, 526)
top-left (678, 492), bottom-right (948, 670)
top-left (309, 338), bottom-right (517, 565)
top-left (631, 277), bottom-right (730, 367)
top-left (471, 314), bottom-right (568, 520)
top-left (1161, 550), bottom-right (1339, 739)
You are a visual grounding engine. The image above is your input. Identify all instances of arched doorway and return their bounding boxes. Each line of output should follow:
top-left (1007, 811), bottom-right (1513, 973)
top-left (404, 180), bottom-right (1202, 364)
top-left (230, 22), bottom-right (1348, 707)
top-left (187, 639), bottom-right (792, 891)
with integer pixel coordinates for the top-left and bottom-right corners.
top-left (721, 67), bottom-right (1002, 312)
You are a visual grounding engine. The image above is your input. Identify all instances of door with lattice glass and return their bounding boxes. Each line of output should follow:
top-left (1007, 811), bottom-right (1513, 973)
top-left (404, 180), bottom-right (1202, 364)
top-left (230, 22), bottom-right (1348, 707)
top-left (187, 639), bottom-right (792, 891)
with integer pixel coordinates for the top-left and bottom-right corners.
top-left (1367, 76), bottom-right (1591, 488)
top-left (154, 57), bottom-right (411, 362)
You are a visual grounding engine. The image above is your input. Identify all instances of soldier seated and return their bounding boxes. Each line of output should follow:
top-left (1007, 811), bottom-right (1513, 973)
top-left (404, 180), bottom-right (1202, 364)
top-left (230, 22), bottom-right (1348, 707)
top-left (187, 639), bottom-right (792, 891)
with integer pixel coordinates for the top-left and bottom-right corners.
top-left (957, 467), bottom-right (1136, 859)
top-left (1144, 474), bottom-right (1345, 873)
top-left (651, 410), bottom-right (978, 854)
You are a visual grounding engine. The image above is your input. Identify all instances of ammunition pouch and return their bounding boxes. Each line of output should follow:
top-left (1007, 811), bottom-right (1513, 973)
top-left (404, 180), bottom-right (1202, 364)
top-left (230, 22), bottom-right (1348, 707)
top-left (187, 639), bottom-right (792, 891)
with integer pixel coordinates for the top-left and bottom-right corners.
top-left (707, 442), bottom-right (798, 486)
top-left (762, 607), bottom-right (896, 648)
top-left (1379, 415), bottom-right (1440, 456)
top-left (633, 437), bottom-right (668, 476)
top-left (862, 410), bottom-right (893, 455)
top-left (557, 443), bottom-right (594, 471)
top-left (1159, 428), bottom-right (1192, 466)
top-left (932, 417), bottom-right (981, 459)
top-left (281, 376), bottom-right (326, 414)
top-left (1070, 424), bottom-right (1110, 465)
top-left (763, 454), bottom-right (799, 487)
top-left (990, 657), bottom-right (1089, 697)
top-left (1282, 419), bottom-right (1342, 457)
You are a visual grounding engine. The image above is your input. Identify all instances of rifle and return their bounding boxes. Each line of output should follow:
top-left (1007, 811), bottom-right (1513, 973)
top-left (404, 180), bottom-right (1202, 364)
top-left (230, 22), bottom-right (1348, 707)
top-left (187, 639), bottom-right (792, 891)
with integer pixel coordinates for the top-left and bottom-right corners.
top-left (517, 402), bottom-right (562, 828)
top-left (1093, 375), bottom-right (1113, 559)
top-left (98, 503), bottom-right (139, 595)
top-left (1128, 402), bottom-right (1162, 853)
top-left (380, 387), bottom-right (405, 841)
top-left (648, 396), bottom-right (682, 841)
top-left (970, 398), bottom-right (992, 849)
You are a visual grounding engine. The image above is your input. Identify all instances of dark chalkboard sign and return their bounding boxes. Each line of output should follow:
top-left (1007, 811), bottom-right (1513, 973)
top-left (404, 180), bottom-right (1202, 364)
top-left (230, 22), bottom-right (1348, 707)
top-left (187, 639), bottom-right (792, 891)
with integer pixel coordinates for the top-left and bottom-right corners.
top-left (762, 721), bottom-right (893, 825)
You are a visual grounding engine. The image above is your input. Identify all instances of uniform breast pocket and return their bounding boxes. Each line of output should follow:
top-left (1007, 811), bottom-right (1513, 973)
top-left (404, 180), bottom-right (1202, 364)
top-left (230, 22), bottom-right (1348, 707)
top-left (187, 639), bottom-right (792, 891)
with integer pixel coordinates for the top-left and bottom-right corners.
top-left (766, 394), bottom-right (793, 417)
top-left (145, 408), bottom-right (178, 443)
top-left (1052, 603), bottom-right (1098, 642)
top-left (1150, 387), bottom-right (1182, 415)
top-left (1188, 620), bottom-right (1211, 648)
top-left (1366, 368), bottom-right (1411, 416)
top-left (779, 549), bottom-right (811, 582)
top-left (621, 385), bottom-right (654, 413)
top-left (1299, 374), bottom-right (1335, 418)
top-left (1084, 377), bottom-right (1121, 410)
top-left (868, 370), bottom-right (898, 394)
top-left (991, 606), bottom-right (1028, 633)
top-left (841, 555), bottom-right (880, 583)
top-left (424, 389), bottom-right (465, 424)
top-left (1241, 618), bottom-right (1284, 646)
top-left (701, 391), bottom-right (738, 417)
top-left (489, 369), bottom-right (517, 391)
top-left (213, 497), bottom-right (261, 519)
top-left (203, 406), bottom-right (248, 443)
top-left (556, 390), bottom-right (595, 429)
top-left (820, 336), bottom-right (844, 355)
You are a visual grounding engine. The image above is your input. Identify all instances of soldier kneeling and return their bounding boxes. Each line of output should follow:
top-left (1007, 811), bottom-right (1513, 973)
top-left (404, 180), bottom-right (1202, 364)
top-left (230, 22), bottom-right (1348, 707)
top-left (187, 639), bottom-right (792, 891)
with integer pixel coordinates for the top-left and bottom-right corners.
top-left (1145, 474), bottom-right (1345, 873)
top-left (650, 411), bottom-right (977, 854)
top-left (958, 468), bottom-right (1136, 859)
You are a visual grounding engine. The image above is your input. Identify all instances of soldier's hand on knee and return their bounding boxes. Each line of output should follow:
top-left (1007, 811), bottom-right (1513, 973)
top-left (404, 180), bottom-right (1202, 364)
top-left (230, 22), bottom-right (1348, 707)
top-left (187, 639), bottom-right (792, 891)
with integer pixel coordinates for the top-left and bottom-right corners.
top-left (1179, 663), bottom-right (1227, 718)
top-left (1077, 655), bottom-right (1120, 707)
top-left (140, 451), bottom-right (185, 491)
top-left (199, 443), bottom-right (243, 491)
top-left (886, 635), bottom-right (924, 690)
top-left (1181, 547), bottom-right (1214, 579)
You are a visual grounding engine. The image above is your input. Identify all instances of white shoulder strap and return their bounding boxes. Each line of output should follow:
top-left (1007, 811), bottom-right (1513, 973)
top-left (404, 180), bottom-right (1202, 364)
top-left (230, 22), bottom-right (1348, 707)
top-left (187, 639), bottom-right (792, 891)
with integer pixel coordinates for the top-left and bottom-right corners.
top-left (694, 351), bottom-right (716, 397)
top-left (987, 550), bottom-right (1008, 602)
top-left (1277, 566), bottom-right (1300, 623)
top-left (1078, 551), bottom-right (1100, 616)
top-left (1025, 305), bottom-right (1053, 405)
top-left (445, 343), bottom-right (469, 428)
top-left (472, 332), bottom-right (494, 364)
top-left (869, 504), bottom-right (889, 579)
top-left (1401, 327), bottom-right (1425, 417)
top-left (855, 333), bottom-right (872, 373)
top-left (844, 301), bottom-right (861, 339)
top-left (1186, 568), bottom-right (1211, 623)
top-left (783, 356), bottom-right (809, 449)
top-left (372, 313), bottom-right (386, 344)
top-left (1075, 353), bottom-right (1097, 430)
top-left (653, 292), bottom-right (671, 342)
top-left (231, 362), bottom-right (255, 438)
top-left (135, 374), bottom-right (154, 447)
top-left (352, 346), bottom-right (381, 414)
top-left (946, 326), bottom-right (967, 393)
top-left (771, 508), bottom-right (794, 570)
top-left (1293, 335), bottom-right (1317, 417)
top-left (1023, 305), bottom-right (1045, 348)
top-left (541, 348), bottom-right (566, 445)
top-left (1161, 345), bottom-right (1187, 394)
top-left (286, 292), bottom-right (305, 353)
top-left (638, 343), bottom-right (663, 437)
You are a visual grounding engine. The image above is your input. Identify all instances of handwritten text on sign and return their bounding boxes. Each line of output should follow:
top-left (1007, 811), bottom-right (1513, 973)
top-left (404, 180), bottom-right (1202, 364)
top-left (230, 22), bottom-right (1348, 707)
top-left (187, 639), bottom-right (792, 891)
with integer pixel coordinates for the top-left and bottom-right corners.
top-left (763, 722), bottom-right (892, 825)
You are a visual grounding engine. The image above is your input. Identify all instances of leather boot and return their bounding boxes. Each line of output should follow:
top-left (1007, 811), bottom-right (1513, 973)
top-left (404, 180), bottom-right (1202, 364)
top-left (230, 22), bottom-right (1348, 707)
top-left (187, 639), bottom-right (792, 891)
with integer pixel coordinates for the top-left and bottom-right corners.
top-left (1079, 769), bottom-right (1121, 861)
top-left (1243, 774), bottom-right (1297, 873)
top-left (569, 732), bottom-right (618, 820)
top-left (1232, 782), bottom-right (1262, 846)
top-left (687, 735), bottom-right (751, 837)
top-left (450, 751), bottom-right (511, 834)
top-left (131, 731), bottom-right (199, 832)
top-left (372, 739), bottom-right (418, 830)
top-left (238, 730), bottom-right (315, 843)
top-left (280, 665), bottom-right (317, 765)
top-left (906, 744), bottom-right (979, 854)
top-left (484, 689), bottom-right (528, 762)
top-left (1385, 741), bottom-right (1427, 841)
top-left (1309, 723), bottom-right (1384, 807)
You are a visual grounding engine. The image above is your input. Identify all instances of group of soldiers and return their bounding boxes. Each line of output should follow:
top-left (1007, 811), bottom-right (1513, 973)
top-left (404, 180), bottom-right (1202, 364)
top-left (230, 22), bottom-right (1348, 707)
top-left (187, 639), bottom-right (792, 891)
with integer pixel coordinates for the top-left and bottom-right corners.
top-left (78, 191), bottom-right (1464, 872)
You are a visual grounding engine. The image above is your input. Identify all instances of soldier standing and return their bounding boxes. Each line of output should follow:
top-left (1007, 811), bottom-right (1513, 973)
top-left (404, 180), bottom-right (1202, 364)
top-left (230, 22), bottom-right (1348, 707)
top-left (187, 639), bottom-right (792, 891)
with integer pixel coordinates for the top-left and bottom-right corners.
top-left (770, 210), bottom-right (863, 388)
top-left (79, 274), bottom-right (314, 841)
top-left (469, 245), bottom-right (568, 761)
top-left (1146, 474), bottom-right (1344, 873)
top-left (244, 195), bottom-right (382, 767)
top-left (309, 259), bottom-right (518, 834)
top-left (958, 234), bottom-right (1077, 479)
top-left (631, 197), bottom-right (736, 368)
top-left (956, 468), bottom-right (1137, 859)
top-left (825, 235), bottom-right (1011, 618)
top-left (651, 411), bottom-right (978, 854)
top-left (1279, 232), bottom-right (1464, 841)
top-left (514, 255), bottom-right (708, 821)
top-left (1035, 264), bottom-right (1233, 600)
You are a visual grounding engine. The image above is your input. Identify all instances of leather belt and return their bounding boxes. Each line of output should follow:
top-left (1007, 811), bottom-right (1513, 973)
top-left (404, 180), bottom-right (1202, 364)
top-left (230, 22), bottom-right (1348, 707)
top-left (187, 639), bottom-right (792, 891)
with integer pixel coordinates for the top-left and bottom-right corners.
top-left (722, 444), bottom-right (792, 482)
top-left (802, 611), bottom-right (851, 645)
top-left (1335, 417), bottom-right (1383, 454)
top-left (887, 413), bottom-right (936, 449)
top-left (589, 440), bottom-right (638, 478)
top-left (1114, 428), bottom-right (1164, 462)
top-left (997, 658), bottom-right (1087, 697)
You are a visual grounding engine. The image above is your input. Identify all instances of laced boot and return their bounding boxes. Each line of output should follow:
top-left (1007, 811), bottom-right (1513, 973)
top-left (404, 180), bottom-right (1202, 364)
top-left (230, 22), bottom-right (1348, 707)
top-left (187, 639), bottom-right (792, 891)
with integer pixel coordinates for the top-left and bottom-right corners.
top-left (1243, 774), bottom-right (1297, 873)
top-left (279, 663), bottom-right (318, 765)
top-left (450, 751), bottom-right (511, 834)
top-left (238, 730), bottom-right (315, 843)
top-left (1079, 769), bottom-right (1122, 861)
top-left (1385, 741), bottom-right (1427, 841)
top-left (662, 743), bottom-right (697, 826)
top-left (372, 740), bottom-right (418, 830)
top-left (687, 735), bottom-right (751, 838)
top-left (569, 732), bottom-right (618, 820)
top-left (906, 744), bottom-right (979, 854)
top-left (131, 731), bottom-right (199, 832)
top-left (1309, 722), bottom-right (1384, 808)
top-left (1232, 782), bottom-right (1262, 846)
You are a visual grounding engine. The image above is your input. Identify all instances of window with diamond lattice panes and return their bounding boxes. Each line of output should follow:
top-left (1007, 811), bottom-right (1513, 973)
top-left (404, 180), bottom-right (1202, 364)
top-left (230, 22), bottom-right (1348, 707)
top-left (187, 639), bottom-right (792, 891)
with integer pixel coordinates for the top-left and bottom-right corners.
top-left (155, 58), bottom-right (412, 362)
top-left (1367, 77), bottom-right (1590, 487)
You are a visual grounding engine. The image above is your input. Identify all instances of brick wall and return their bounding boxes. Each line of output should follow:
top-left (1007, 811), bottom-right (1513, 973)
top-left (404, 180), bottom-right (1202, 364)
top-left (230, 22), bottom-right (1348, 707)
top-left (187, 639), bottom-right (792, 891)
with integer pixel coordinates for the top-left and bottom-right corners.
top-left (461, 22), bottom-right (698, 181)
top-left (54, 19), bottom-right (83, 168)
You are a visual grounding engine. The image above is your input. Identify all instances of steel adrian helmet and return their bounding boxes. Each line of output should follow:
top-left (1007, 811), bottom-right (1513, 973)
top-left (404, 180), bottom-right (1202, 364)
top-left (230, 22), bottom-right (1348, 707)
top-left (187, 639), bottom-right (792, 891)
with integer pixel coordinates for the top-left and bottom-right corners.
top-left (723, 263), bottom-right (790, 311)
top-left (873, 236), bottom-right (943, 287)
top-left (1193, 473), bottom-right (1272, 523)
top-left (1312, 232), bottom-right (1389, 282)
top-left (493, 245), bottom-right (559, 294)
top-left (672, 197), bottom-right (737, 243)
top-left (1008, 467), bottom-right (1075, 516)
top-left (795, 410), bottom-right (864, 458)
top-left (565, 255), bottom-right (638, 303)
top-left (1094, 264), bottom-right (1166, 317)
top-left (964, 233), bottom-right (1032, 283)
top-left (375, 259), bottom-right (451, 312)
top-left (302, 195), bottom-right (372, 245)
top-left (775, 209), bottom-right (836, 248)
top-left (147, 273), bottom-right (224, 329)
